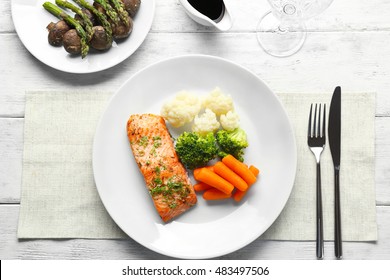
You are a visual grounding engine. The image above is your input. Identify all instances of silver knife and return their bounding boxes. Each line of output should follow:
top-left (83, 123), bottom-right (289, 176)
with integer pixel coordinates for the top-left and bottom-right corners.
top-left (328, 86), bottom-right (342, 259)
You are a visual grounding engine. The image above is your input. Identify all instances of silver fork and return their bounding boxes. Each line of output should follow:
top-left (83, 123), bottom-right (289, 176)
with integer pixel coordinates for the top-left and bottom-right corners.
top-left (308, 103), bottom-right (326, 259)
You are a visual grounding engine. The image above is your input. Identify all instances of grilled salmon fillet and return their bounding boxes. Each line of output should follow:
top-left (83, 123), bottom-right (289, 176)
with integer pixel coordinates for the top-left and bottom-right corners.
top-left (127, 114), bottom-right (197, 222)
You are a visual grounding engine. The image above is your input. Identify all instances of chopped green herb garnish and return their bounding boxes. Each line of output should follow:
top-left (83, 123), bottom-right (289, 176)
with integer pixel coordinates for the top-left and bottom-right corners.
top-left (153, 177), bottom-right (163, 186)
top-left (150, 185), bottom-right (171, 196)
top-left (169, 202), bottom-right (177, 209)
top-left (151, 147), bottom-right (157, 156)
top-left (158, 160), bottom-right (167, 170)
top-left (154, 142), bottom-right (161, 148)
top-left (153, 136), bottom-right (162, 148)
top-left (167, 180), bottom-right (183, 190)
top-left (149, 176), bottom-right (189, 202)
top-left (138, 136), bottom-right (149, 147)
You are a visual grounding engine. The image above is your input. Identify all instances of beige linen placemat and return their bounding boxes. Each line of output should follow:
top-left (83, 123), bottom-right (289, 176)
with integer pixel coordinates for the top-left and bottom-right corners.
top-left (18, 91), bottom-right (126, 238)
top-left (18, 91), bottom-right (377, 241)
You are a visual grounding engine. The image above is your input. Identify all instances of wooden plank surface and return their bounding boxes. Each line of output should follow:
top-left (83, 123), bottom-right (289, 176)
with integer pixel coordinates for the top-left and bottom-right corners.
top-left (0, 118), bottom-right (23, 204)
top-left (1, 31), bottom-right (390, 117)
top-left (2, 0), bottom-right (390, 34)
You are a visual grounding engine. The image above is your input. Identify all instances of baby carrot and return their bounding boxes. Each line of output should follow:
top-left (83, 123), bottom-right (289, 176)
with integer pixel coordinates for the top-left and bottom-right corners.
top-left (213, 161), bottom-right (248, 191)
top-left (249, 165), bottom-right (260, 177)
top-left (193, 182), bottom-right (212, 192)
top-left (193, 167), bottom-right (202, 178)
top-left (232, 189), bottom-right (246, 202)
top-left (193, 166), bottom-right (214, 178)
top-left (222, 155), bottom-right (257, 186)
top-left (233, 165), bottom-right (260, 202)
top-left (194, 167), bottom-right (234, 194)
top-left (203, 188), bottom-right (232, 200)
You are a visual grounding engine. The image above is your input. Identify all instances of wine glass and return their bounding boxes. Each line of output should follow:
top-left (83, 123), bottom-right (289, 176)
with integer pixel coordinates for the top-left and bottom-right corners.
top-left (257, 0), bottom-right (334, 57)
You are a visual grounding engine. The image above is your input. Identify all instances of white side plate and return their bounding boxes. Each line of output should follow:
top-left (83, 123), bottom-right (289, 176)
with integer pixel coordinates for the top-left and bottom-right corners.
top-left (12, 0), bottom-right (155, 73)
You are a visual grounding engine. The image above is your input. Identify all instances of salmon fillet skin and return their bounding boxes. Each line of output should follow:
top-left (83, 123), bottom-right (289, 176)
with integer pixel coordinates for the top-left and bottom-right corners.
top-left (127, 114), bottom-right (197, 222)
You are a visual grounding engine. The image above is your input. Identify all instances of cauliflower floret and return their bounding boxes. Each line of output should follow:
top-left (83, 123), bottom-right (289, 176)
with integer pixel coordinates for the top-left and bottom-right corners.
top-left (192, 109), bottom-right (220, 135)
top-left (161, 91), bottom-right (201, 127)
top-left (220, 111), bottom-right (240, 131)
top-left (202, 87), bottom-right (234, 116)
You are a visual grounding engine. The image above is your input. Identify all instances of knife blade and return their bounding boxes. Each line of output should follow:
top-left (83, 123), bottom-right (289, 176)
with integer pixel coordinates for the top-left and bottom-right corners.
top-left (328, 86), bottom-right (342, 259)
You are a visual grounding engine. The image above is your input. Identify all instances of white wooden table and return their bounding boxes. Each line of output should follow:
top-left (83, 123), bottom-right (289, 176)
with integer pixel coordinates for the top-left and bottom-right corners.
top-left (1, 0), bottom-right (389, 260)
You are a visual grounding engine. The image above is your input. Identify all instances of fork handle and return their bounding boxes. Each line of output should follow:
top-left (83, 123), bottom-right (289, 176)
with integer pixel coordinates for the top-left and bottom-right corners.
top-left (334, 168), bottom-right (342, 259)
top-left (316, 162), bottom-right (324, 259)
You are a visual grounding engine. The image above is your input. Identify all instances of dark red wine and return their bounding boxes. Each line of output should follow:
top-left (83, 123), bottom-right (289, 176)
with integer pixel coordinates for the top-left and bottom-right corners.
top-left (188, 0), bottom-right (224, 21)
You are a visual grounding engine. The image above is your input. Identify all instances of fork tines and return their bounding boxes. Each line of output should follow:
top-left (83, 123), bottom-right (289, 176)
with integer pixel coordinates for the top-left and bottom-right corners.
top-left (308, 103), bottom-right (326, 140)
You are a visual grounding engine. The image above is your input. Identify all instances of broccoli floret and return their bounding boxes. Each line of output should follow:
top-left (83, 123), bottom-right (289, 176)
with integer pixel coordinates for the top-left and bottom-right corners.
top-left (175, 132), bottom-right (218, 169)
top-left (216, 128), bottom-right (249, 162)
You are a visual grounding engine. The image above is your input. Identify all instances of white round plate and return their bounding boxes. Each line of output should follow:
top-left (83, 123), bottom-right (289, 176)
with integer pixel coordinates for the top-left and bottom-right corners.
top-left (93, 55), bottom-right (297, 259)
top-left (11, 0), bottom-right (155, 73)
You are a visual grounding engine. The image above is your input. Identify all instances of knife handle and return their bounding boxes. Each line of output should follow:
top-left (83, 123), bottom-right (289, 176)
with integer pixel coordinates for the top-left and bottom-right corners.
top-left (334, 168), bottom-right (342, 259)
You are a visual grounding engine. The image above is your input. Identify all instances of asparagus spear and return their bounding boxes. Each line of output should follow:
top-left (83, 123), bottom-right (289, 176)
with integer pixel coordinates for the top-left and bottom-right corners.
top-left (109, 0), bottom-right (130, 27)
top-left (55, 0), bottom-right (93, 42)
top-left (94, 0), bottom-right (120, 25)
top-left (73, 0), bottom-right (112, 41)
top-left (43, 2), bottom-right (89, 58)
